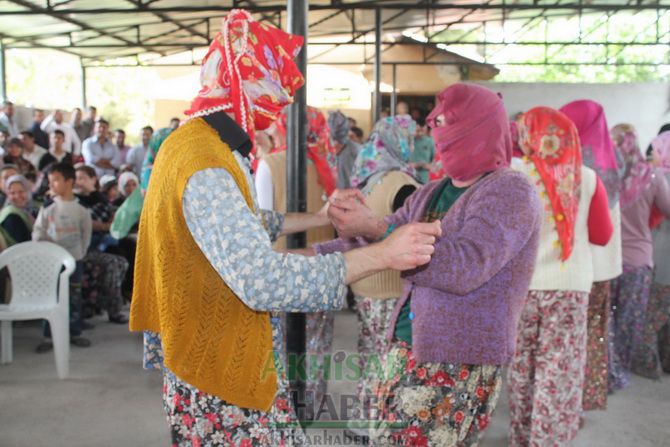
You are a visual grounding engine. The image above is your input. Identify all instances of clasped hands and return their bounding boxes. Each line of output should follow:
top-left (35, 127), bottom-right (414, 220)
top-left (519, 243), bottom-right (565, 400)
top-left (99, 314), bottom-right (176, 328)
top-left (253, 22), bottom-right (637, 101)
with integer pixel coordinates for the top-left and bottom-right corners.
top-left (323, 189), bottom-right (442, 271)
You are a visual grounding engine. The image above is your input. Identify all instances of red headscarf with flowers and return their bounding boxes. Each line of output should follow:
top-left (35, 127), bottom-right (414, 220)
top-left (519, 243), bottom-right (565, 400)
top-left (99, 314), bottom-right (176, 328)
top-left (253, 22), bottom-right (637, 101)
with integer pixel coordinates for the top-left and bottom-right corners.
top-left (185, 9), bottom-right (305, 147)
top-left (519, 107), bottom-right (582, 261)
top-left (271, 106), bottom-right (337, 195)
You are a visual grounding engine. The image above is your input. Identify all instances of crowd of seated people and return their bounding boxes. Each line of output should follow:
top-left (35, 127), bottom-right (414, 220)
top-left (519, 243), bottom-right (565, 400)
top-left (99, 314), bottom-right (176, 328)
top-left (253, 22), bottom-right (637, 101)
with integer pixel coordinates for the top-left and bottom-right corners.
top-left (0, 99), bottom-right (180, 350)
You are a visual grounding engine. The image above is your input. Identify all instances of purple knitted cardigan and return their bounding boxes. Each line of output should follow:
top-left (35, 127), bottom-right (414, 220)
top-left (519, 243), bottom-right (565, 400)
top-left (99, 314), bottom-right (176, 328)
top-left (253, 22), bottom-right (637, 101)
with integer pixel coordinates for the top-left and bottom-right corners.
top-left (315, 168), bottom-right (541, 365)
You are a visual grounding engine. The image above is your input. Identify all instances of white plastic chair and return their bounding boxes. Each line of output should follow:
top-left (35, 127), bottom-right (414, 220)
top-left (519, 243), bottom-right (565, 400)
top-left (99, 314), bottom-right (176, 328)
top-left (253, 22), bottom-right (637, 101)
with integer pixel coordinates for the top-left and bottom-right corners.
top-left (0, 241), bottom-right (76, 379)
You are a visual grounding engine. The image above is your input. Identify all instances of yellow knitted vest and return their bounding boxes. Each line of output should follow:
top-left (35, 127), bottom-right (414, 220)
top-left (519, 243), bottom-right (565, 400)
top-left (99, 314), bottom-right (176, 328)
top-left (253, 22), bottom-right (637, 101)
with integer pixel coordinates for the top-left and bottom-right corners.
top-left (129, 118), bottom-right (276, 412)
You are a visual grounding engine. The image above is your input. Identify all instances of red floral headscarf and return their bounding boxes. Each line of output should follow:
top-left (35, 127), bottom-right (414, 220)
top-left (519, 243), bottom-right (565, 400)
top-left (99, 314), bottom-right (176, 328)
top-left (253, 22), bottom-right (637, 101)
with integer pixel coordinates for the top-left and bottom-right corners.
top-left (185, 9), bottom-right (305, 138)
top-left (519, 107), bottom-right (582, 261)
top-left (271, 106), bottom-right (337, 196)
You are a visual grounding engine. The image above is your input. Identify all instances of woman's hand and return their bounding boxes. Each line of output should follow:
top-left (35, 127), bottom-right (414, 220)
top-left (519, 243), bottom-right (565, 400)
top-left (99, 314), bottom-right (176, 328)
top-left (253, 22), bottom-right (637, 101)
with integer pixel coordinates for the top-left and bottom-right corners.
top-left (328, 189), bottom-right (386, 240)
top-left (380, 221), bottom-right (442, 270)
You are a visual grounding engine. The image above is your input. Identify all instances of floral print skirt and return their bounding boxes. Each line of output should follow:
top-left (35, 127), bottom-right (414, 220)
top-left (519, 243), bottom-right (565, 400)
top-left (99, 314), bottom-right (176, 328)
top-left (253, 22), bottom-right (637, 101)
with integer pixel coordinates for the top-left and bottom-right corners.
top-left (583, 281), bottom-right (611, 411)
top-left (371, 341), bottom-right (502, 447)
top-left (162, 367), bottom-right (305, 447)
top-left (508, 290), bottom-right (589, 447)
top-left (355, 295), bottom-right (398, 416)
top-left (631, 282), bottom-right (670, 379)
top-left (609, 265), bottom-right (652, 391)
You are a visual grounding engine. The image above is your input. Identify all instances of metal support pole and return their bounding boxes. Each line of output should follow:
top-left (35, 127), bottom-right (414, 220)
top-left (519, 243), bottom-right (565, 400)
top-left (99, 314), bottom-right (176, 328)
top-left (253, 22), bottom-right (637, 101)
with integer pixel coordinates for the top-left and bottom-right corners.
top-left (80, 60), bottom-right (87, 108)
top-left (374, 7), bottom-right (382, 123)
top-left (391, 63), bottom-right (397, 117)
top-left (286, 0), bottom-right (308, 422)
top-left (0, 40), bottom-right (6, 102)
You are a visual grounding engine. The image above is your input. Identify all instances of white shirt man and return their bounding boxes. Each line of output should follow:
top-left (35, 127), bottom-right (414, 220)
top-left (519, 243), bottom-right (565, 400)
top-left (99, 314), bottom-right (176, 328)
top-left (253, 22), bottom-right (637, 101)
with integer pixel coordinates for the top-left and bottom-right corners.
top-left (41, 110), bottom-right (82, 156)
top-left (20, 132), bottom-right (48, 170)
top-left (82, 120), bottom-right (119, 177)
top-left (0, 102), bottom-right (20, 138)
top-left (126, 126), bottom-right (153, 175)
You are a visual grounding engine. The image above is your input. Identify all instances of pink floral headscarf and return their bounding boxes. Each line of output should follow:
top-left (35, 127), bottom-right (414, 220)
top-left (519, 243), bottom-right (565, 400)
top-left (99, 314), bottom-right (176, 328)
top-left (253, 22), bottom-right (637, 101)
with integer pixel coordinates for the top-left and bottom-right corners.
top-left (560, 100), bottom-right (622, 208)
top-left (611, 123), bottom-right (653, 209)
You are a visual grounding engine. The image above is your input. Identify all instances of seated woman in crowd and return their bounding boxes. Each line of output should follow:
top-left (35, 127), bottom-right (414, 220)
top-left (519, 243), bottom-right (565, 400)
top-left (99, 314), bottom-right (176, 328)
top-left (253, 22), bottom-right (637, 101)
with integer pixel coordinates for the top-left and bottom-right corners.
top-left (75, 165), bottom-right (129, 324)
top-left (315, 83), bottom-right (542, 446)
top-left (0, 174), bottom-right (37, 246)
top-left (113, 171), bottom-right (139, 208)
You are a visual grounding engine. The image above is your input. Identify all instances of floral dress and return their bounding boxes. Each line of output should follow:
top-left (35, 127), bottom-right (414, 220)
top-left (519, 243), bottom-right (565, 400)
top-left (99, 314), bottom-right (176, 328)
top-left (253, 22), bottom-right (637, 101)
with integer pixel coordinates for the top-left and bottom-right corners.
top-left (370, 178), bottom-right (503, 447)
top-left (142, 152), bottom-right (347, 446)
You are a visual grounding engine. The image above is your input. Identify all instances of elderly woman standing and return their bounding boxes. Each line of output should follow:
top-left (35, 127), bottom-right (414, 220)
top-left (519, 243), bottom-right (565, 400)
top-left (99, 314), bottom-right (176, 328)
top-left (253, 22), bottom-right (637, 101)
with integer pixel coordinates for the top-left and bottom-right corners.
top-left (643, 131), bottom-right (670, 377)
top-left (608, 124), bottom-right (670, 388)
top-left (255, 106), bottom-right (338, 415)
top-left (318, 83), bottom-right (542, 446)
top-left (329, 111), bottom-right (361, 189)
top-left (560, 99), bottom-right (623, 411)
top-left (509, 107), bottom-right (612, 447)
top-left (335, 115), bottom-right (420, 425)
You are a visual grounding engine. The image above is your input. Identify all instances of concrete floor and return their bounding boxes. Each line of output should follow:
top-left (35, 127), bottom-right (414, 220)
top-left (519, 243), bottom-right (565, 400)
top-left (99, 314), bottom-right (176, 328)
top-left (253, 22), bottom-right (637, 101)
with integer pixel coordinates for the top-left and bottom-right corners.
top-left (1, 310), bottom-right (669, 447)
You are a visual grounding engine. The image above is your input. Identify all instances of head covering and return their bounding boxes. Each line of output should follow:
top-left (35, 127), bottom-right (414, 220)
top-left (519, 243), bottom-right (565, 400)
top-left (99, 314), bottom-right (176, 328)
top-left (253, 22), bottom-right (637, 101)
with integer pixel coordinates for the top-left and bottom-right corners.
top-left (100, 174), bottom-right (117, 190)
top-left (118, 171), bottom-right (140, 196)
top-left (559, 100), bottom-right (621, 208)
top-left (646, 123), bottom-right (670, 156)
top-left (185, 9), bottom-right (304, 139)
top-left (328, 111), bottom-right (350, 146)
top-left (519, 107), bottom-right (582, 261)
top-left (611, 123), bottom-right (653, 209)
top-left (651, 131), bottom-right (670, 172)
top-left (510, 121), bottom-right (523, 158)
top-left (426, 83), bottom-right (511, 182)
top-left (5, 174), bottom-right (32, 205)
top-left (305, 107), bottom-right (337, 195)
top-left (350, 115), bottom-right (417, 195)
top-left (269, 106), bottom-right (337, 196)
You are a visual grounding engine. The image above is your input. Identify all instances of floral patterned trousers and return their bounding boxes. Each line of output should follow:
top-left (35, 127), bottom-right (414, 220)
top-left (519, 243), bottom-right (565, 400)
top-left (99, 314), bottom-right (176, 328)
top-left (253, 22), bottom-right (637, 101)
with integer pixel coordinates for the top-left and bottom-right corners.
top-left (82, 251), bottom-right (128, 317)
top-left (609, 266), bottom-right (652, 391)
top-left (371, 341), bottom-right (502, 447)
top-left (631, 282), bottom-right (670, 379)
top-left (305, 312), bottom-right (335, 414)
top-left (583, 281), bottom-right (611, 411)
top-left (355, 295), bottom-right (398, 417)
top-left (162, 369), bottom-right (305, 447)
top-left (508, 290), bottom-right (589, 447)
top-left (281, 312), bottom-right (335, 417)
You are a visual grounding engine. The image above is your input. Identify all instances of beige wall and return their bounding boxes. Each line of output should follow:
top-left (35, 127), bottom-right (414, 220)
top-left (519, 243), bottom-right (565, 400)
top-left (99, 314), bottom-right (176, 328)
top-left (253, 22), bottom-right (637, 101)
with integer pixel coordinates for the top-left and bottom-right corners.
top-left (153, 100), bottom-right (188, 129)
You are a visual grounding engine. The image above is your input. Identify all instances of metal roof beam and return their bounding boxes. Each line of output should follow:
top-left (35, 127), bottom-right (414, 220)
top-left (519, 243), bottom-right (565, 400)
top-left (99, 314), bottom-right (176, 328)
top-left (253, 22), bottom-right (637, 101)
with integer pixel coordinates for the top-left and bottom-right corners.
top-left (2, 3), bottom-right (670, 14)
top-left (9, 40), bottom-right (669, 49)
top-left (5, 0), bottom-right (167, 56)
top-left (0, 31), bottom-right (83, 58)
top-left (126, 0), bottom-right (210, 43)
top-left (308, 1), bottom-right (430, 62)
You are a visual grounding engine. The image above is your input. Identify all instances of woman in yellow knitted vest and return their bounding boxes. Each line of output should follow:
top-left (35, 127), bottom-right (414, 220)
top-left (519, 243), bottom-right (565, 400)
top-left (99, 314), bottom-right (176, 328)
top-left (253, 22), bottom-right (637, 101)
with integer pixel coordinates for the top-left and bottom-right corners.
top-left (129, 10), bottom-right (441, 446)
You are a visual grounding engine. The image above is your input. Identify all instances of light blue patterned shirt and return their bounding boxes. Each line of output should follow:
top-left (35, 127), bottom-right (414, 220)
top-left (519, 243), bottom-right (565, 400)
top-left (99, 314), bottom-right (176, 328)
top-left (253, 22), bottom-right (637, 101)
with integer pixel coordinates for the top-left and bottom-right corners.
top-left (143, 151), bottom-right (347, 370)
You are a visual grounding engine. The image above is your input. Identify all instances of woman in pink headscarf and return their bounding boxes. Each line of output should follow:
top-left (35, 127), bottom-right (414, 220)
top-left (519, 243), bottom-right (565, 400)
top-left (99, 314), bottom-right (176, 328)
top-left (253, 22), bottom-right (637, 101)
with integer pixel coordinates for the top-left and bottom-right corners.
top-left (638, 130), bottom-right (670, 378)
top-left (560, 99), bottom-right (623, 410)
top-left (607, 124), bottom-right (670, 391)
top-left (315, 83), bottom-right (543, 446)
